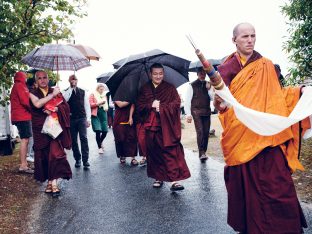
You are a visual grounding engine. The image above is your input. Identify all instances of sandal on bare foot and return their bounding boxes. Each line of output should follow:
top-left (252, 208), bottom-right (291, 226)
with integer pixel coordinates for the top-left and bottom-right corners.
top-left (120, 157), bottom-right (126, 164)
top-left (52, 185), bottom-right (60, 198)
top-left (139, 157), bottom-right (147, 165)
top-left (153, 181), bottom-right (163, 188)
top-left (131, 158), bottom-right (138, 166)
top-left (170, 182), bottom-right (184, 191)
top-left (45, 183), bottom-right (52, 193)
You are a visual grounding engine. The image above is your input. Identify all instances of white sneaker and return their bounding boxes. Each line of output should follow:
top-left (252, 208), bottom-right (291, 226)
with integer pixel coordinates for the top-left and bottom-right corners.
top-left (98, 148), bottom-right (104, 154)
top-left (26, 156), bottom-right (34, 163)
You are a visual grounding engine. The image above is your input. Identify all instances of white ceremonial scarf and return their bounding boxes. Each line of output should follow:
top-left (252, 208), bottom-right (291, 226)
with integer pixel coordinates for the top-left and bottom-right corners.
top-left (215, 86), bottom-right (312, 139)
top-left (94, 90), bottom-right (109, 111)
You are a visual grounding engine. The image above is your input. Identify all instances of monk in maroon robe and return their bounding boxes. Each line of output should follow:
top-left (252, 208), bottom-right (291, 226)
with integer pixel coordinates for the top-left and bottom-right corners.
top-left (136, 63), bottom-right (191, 191)
top-left (214, 23), bottom-right (308, 233)
top-left (30, 71), bottom-right (72, 198)
top-left (113, 101), bottom-right (139, 165)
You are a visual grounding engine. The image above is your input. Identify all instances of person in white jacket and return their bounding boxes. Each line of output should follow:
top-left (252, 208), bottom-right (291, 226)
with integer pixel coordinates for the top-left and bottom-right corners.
top-left (62, 75), bottom-right (91, 169)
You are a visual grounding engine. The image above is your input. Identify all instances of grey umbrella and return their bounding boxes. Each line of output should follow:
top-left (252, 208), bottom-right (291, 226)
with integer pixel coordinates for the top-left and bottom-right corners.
top-left (188, 58), bottom-right (224, 72)
top-left (107, 49), bottom-right (190, 102)
top-left (96, 72), bottom-right (114, 83)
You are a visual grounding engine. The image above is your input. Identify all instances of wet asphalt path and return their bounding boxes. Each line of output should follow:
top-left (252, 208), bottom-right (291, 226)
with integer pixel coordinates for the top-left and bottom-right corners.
top-left (27, 128), bottom-right (312, 234)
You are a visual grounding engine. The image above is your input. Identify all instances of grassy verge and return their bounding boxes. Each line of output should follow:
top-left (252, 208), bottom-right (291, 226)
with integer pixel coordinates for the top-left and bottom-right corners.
top-left (0, 145), bottom-right (39, 234)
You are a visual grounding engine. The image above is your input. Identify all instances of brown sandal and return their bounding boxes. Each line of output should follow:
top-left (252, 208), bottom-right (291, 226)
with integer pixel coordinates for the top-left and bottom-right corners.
top-left (45, 184), bottom-right (52, 193)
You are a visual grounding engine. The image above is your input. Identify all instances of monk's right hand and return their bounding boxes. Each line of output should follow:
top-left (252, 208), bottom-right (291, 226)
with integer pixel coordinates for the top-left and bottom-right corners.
top-left (43, 109), bottom-right (52, 115)
top-left (52, 87), bottom-right (60, 97)
top-left (213, 94), bottom-right (228, 113)
top-left (152, 100), bottom-right (160, 111)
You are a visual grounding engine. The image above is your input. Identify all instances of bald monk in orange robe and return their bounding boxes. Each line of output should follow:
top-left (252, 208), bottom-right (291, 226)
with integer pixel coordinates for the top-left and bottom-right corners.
top-left (136, 63), bottom-right (191, 191)
top-left (214, 23), bottom-right (310, 234)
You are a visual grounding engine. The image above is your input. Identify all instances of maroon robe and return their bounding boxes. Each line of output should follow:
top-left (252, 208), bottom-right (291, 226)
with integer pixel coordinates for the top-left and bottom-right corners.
top-left (135, 123), bottom-right (146, 157)
top-left (31, 88), bottom-right (72, 182)
top-left (135, 109), bottom-right (147, 157)
top-left (112, 104), bottom-right (138, 158)
top-left (218, 51), bottom-right (307, 233)
top-left (136, 81), bottom-right (191, 182)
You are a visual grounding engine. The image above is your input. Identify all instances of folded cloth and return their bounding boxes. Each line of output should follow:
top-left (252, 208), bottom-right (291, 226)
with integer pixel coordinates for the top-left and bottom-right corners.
top-left (41, 115), bottom-right (63, 139)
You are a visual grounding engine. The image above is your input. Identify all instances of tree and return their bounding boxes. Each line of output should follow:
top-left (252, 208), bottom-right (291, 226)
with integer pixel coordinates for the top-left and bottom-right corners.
top-left (0, 0), bottom-right (88, 104)
top-left (282, 0), bottom-right (312, 85)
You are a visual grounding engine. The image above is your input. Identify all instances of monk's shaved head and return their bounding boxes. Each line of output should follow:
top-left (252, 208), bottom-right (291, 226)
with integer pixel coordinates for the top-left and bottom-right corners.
top-left (233, 22), bottom-right (255, 39)
top-left (231, 22), bottom-right (256, 58)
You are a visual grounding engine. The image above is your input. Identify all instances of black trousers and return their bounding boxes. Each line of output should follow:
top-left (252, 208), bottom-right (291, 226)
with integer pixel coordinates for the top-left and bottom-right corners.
top-left (192, 114), bottom-right (211, 156)
top-left (70, 118), bottom-right (89, 162)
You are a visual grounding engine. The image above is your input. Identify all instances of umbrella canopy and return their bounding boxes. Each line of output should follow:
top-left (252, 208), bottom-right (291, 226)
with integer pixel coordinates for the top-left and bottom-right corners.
top-left (107, 49), bottom-right (190, 102)
top-left (69, 44), bottom-right (101, 61)
top-left (188, 58), bottom-right (223, 72)
top-left (21, 44), bottom-right (91, 71)
top-left (96, 72), bottom-right (114, 83)
top-left (112, 49), bottom-right (167, 69)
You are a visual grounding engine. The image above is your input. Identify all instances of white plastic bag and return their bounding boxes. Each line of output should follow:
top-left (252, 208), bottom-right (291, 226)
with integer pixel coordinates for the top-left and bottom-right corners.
top-left (41, 115), bottom-right (63, 139)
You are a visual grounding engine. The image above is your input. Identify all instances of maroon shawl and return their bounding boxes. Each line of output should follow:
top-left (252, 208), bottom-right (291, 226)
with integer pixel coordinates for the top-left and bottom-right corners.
top-left (136, 81), bottom-right (181, 147)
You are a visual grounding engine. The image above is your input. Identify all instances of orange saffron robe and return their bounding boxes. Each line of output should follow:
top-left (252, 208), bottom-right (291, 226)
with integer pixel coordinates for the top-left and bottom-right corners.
top-left (219, 57), bottom-right (310, 172)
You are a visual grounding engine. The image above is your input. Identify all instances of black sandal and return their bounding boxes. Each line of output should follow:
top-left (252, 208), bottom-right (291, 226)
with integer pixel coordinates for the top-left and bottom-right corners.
top-left (52, 185), bottom-right (60, 198)
top-left (153, 181), bottom-right (163, 188)
top-left (120, 157), bottom-right (126, 164)
top-left (131, 158), bottom-right (138, 166)
top-left (139, 157), bottom-right (147, 165)
top-left (170, 183), bottom-right (184, 191)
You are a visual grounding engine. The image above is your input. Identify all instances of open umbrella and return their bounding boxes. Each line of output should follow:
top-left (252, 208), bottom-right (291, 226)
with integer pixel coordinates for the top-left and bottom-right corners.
top-left (112, 49), bottom-right (168, 69)
top-left (68, 44), bottom-right (101, 61)
top-left (188, 58), bottom-right (223, 72)
top-left (107, 49), bottom-right (190, 102)
top-left (96, 72), bottom-right (114, 83)
top-left (21, 44), bottom-right (91, 71)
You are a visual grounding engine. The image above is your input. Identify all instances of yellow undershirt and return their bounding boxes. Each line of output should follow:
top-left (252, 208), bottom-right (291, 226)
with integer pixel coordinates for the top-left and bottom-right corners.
top-left (39, 87), bottom-right (49, 97)
top-left (238, 54), bottom-right (247, 66)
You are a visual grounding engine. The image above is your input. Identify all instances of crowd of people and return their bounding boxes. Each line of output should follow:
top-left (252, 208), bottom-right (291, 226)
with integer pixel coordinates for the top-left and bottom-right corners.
top-left (9, 22), bottom-right (311, 233)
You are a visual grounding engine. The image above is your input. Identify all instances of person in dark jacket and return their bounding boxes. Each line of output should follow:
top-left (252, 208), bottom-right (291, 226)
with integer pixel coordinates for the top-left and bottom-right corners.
top-left (184, 67), bottom-right (214, 162)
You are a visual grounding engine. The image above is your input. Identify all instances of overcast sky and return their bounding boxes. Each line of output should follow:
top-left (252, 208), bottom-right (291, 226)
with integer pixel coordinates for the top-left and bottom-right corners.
top-left (58, 0), bottom-right (290, 94)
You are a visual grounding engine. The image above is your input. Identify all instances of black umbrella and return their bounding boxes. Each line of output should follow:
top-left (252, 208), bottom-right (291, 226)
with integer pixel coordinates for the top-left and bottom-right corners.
top-left (96, 72), bottom-right (114, 83)
top-left (188, 58), bottom-right (224, 72)
top-left (107, 49), bottom-right (190, 102)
